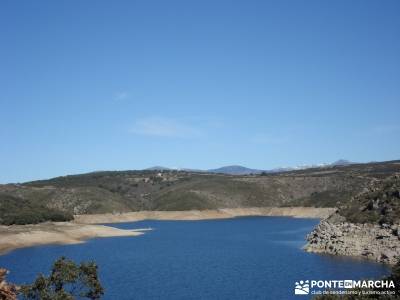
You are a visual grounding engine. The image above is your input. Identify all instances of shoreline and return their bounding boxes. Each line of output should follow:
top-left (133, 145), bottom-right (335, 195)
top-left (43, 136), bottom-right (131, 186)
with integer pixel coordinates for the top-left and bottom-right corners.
top-left (0, 207), bottom-right (335, 256)
top-left (304, 217), bottom-right (400, 265)
top-left (0, 223), bottom-right (149, 256)
top-left (74, 207), bottom-right (336, 224)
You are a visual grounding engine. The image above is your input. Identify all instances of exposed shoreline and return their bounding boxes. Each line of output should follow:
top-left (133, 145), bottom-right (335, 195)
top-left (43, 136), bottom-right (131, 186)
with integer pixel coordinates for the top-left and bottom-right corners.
top-left (304, 216), bottom-right (400, 265)
top-left (0, 223), bottom-right (149, 256)
top-left (74, 207), bottom-right (336, 224)
top-left (0, 207), bottom-right (335, 256)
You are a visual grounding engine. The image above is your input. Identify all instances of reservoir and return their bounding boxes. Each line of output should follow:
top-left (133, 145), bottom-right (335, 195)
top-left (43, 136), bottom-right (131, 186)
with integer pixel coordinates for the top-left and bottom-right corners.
top-left (0, 217), bottom-right (390, 299)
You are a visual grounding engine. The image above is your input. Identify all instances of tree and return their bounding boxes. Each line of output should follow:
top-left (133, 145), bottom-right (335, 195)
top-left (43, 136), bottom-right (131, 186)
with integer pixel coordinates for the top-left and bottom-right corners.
top-left (20, 257), bottom-right (103, 300)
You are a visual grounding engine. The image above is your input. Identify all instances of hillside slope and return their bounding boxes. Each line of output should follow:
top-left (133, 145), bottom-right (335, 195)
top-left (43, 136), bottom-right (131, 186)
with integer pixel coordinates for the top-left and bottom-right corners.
top-left (305, 174), bottom-right (400, 264)
top-left (0, 160), bottom-right (399, 225)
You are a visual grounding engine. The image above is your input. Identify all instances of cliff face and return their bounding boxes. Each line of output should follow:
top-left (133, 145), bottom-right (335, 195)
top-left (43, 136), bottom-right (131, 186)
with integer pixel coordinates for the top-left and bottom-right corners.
top-left (304, 218), bottom-right (400, 264)
top-left (304, 174), bottom-right (400, 264)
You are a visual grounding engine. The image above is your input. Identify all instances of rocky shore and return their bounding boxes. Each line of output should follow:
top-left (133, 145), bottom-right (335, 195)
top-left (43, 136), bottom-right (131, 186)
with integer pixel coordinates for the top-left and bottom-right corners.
top-left (304, 215), bottom-right (400, 264)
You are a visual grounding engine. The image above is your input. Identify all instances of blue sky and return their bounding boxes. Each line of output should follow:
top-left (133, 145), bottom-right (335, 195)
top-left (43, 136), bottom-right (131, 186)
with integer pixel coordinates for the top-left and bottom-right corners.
top-left (1, 0), bottom-right (399, 183)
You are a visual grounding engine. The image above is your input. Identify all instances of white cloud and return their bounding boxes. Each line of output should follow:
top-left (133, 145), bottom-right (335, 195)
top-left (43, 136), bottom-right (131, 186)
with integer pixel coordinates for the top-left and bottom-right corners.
top-left (114, 91), bottom-right (129, 100)
top-left (131, 117), bottom-right (202, 138)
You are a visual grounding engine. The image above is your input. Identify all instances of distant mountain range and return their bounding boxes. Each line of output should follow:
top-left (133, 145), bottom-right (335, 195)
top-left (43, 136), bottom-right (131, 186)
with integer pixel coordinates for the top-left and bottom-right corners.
top-left (145, 159), bottom-right (355, 175)
top-left (207, 165), bottom-right (263, 175)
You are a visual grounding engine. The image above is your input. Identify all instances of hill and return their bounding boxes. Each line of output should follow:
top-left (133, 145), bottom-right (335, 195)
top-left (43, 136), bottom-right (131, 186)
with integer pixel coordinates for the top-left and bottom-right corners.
top-left (143, 160), bottom-right (357, 175)
top-left (305, 173), bottom-right (400, 264)
top-left (207, 165), bottom-right (264, 175)
top-left (0, 160), bottom-right (399, 225)
top-left (338, 174), bottom-right (400, 225)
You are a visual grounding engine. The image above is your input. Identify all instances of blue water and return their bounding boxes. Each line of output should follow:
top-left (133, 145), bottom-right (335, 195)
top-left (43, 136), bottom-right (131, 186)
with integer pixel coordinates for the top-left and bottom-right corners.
top-left (0, 217), bottom-right (390, 299)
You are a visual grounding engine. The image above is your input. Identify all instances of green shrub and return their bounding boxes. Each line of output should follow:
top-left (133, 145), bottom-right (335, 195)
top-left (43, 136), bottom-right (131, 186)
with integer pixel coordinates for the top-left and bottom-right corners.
top-left (0, 194), bottom-right (73, 225)
top-left (20, 257), bottom-right (103, 300)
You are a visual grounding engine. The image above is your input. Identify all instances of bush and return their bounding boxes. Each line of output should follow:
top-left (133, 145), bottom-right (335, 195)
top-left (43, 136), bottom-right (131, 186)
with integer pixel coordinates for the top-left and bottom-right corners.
top-left (0, 194), bottom-right (73, 225)
top-left (20, 257), bottom-right (104, 300)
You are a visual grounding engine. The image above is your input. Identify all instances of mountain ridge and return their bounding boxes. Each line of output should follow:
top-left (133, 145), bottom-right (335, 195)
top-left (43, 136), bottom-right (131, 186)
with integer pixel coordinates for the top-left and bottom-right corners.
top-left (145, 159), bottom-right (357, 175)
top-left (1, 159), bottom-right (399, 225)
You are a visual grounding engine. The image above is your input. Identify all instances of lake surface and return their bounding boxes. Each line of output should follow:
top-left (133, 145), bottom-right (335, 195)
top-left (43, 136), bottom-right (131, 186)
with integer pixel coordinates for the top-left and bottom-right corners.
top-left (0, 217), bottom-right (390, 299)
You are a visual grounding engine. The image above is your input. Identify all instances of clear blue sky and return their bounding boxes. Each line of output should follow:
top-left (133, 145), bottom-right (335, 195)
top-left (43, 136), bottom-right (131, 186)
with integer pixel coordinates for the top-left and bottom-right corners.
top-left (1, 0), bottom-right (399, 183)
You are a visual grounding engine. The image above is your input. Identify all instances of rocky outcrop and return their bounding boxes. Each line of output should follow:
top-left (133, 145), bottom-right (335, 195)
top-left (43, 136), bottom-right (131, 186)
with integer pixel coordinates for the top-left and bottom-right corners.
top-left (305, 175), bottom-right (400, 264)
top-left (0, 269), bottom-right (17, 300)
top-left (304, 216), bottom-right (400, 264)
